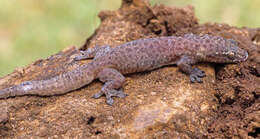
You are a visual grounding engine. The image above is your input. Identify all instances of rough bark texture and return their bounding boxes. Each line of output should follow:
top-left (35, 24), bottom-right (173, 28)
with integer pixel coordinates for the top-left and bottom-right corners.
top-left (0, 0), bottom-right (259, 138)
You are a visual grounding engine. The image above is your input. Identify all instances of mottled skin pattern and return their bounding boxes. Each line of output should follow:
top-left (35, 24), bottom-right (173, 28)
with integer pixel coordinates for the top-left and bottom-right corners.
top-left (0, 34), bottom-right (248, 105)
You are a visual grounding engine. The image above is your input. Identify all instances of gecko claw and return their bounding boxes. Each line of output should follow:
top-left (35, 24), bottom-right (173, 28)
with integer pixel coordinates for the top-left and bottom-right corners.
top-left (92, 89), bottom-right (127, 105)
top-left (190, 68), bottom-right (206, 83)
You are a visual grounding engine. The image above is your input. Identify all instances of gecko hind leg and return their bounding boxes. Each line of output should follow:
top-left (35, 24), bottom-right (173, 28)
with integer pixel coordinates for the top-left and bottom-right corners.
top-left (74, 45), bottom-right (111, 60)
top-left (93, 68), bottom-right (127, 105)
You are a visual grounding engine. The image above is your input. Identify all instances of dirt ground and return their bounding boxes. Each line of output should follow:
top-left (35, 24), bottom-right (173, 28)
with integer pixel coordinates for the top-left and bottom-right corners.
top-left (0, 0), bottom-right (259, 138)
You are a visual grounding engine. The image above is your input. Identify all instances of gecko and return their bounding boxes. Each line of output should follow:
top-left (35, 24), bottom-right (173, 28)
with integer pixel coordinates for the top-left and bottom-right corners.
top-left (0, 34), bottom-right (248, 105)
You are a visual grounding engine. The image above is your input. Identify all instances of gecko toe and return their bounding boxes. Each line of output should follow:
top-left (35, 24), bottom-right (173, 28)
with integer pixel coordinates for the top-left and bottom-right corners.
top-left (189, 68), bottom-right (206, 83)
top-left (190, 74), bottom-right (203, 83)
top-left (105, 90), bottom-right (127, 105)
top-left (92, 91), bottom-right (104, 99)
top-left (109, 89), bottom-right (127, 98)
top-left (193, 68), bottom-right (206, 77)
top-left (106, 97), bottom-right (114, 105)
top-left (196, 77), bottom-right (202, 83)
top-left (190, 75), bottom-right (196, 83)
top-left (93, 89), bottom-right (127, 105)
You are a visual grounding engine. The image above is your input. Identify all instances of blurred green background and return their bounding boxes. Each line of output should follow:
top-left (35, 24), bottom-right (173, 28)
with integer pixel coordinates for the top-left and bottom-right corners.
top-left (0, 0), bottom-right (259, 77)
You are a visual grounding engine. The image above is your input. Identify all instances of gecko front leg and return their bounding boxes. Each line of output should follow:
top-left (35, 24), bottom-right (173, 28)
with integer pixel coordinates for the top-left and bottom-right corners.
top-left (93, 68), bottom-right (127, 105)
top-left (177, 56), bottom-right (206, 83)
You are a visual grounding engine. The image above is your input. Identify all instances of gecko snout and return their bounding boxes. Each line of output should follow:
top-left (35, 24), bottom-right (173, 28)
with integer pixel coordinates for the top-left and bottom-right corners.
top-left (241, 51), bottom-right (248, 61)
top-left (231, 49), bottom-right (248, 63)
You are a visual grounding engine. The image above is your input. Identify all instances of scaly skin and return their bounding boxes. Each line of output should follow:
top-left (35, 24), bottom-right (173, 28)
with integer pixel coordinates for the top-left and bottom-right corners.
top-left (0, 34), bottom-right (248, 105)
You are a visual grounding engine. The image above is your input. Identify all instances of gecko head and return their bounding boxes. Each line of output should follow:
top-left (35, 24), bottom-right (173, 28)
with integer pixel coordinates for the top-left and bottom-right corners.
top-left (205, 39), bottom-right (248, 63)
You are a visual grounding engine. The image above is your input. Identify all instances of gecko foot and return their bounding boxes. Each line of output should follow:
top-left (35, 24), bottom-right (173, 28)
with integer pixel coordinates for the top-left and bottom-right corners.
top-left (190, 68), bottom-right (206, 83)
top-left (92, 89), bottom-right (127, 105)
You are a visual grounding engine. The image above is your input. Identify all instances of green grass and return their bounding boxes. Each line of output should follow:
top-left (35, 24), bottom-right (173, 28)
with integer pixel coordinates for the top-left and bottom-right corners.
top-left (0, 0), bottom-right (259, 77)
top-left (151, 0), bottom-right (260, 28)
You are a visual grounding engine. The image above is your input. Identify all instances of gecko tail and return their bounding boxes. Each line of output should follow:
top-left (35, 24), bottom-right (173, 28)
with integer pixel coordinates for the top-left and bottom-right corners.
top-left (0, 86), bottom-right (17, 98)
top-left (0, 64), bottom-right (96, 99)
top-left (0, 88), bottom-right (9, 98)
top-left (0, 81), bottom-right (34, 99)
